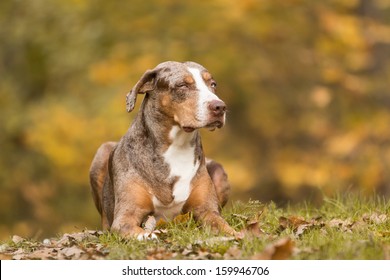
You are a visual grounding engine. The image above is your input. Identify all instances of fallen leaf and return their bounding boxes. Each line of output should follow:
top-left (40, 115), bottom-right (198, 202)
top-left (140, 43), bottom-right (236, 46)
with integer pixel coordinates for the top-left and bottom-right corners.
top-left (376, 231), bottom-right (390, 237)
top-left (146, 247), bottom-right (174, 260)
top-left (27, 248), bottom-right (57, 260)
top-left (0, 244), bottom-right (10, 253)
top-left (0, 253), bottom-right (12, 260)
top-left (195, 248), bottom-right (214, 260)
top-left (173, 213), bottom-right (191, 224)
top-left (55, 234), bottom-right (78, 247)
top-left (12, 235), bottom-right (24, 244)
top-left (60, 246), bottom-right (85, 259)
top-left (196, 236), bottom-right (236, 246)
top-left (223, 246), bottom-right (242, 259)
top-left (328, 218), bottom-right (354, 232)
top-left (279, 216), bottom-right (308, 232)
top-left (156, 218), bottom-right (168, 228)
top-left (240, 220), bottom-right (265, 237)
top-left (295, 224), bottom-right (310, 237)
top-left (278, 216), bottom-right (324, 238)
top-left (328, 219), bottom-right (345, 227)
top-left (12, 248), bottom-right (32, 260)
top-left (252, 237), bottom-right (295, 260)
top-left (181, 248), bottom-right (194, 256)
top-left (362, 213), bottom-right (387, 224)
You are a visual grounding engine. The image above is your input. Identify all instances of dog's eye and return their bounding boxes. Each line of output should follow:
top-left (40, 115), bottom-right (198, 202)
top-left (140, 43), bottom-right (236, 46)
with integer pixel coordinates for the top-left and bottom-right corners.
top-left (211, 81), bottom-right (217, 88)
top-left (176, 83), bottom-right (189, 89)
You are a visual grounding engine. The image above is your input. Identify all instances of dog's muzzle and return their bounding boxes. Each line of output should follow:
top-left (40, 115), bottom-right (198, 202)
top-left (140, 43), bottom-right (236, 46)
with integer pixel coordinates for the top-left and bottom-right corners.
top-left (208, 100), bottom-right (227, 118)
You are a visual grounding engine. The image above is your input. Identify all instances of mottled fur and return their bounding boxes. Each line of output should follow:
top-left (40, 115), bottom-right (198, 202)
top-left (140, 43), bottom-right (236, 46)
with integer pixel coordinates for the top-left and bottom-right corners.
top-left (90, 61), bottom-right (235, 238)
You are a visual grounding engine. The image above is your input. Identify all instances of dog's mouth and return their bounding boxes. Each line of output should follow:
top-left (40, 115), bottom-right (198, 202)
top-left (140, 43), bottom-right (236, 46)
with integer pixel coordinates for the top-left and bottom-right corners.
top-left (205, 121), bottom-right (224, 131)
top-left (182, 121), bottom-right (223, 133)
top-left (182, 126), bottom-right (196, 133)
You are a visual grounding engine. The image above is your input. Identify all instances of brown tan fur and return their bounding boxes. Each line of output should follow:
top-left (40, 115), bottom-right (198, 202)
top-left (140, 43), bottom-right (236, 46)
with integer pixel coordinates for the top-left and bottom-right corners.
top-left (89, 61), bottom-right (236, 239)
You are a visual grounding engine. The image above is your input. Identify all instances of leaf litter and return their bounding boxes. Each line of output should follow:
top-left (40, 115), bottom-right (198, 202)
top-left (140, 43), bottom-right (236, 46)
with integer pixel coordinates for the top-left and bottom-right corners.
top-left (1, 202), bottom-right (388, 260)
top-left (4, 230), bottom-right (108, 260)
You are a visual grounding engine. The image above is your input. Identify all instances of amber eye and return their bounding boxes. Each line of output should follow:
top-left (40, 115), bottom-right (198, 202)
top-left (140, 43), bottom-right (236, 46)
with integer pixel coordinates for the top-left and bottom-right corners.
top-left (211, 81), bottom-right (217, 88)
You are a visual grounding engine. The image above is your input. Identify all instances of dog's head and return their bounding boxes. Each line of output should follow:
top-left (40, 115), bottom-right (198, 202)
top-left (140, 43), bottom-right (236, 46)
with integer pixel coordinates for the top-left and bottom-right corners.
top-left (126, 61), bottom-right (226, 132)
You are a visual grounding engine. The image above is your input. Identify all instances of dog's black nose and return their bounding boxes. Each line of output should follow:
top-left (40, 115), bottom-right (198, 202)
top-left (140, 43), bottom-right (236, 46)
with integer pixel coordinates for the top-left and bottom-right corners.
top-left (209, 100), bottom-right (227, 117)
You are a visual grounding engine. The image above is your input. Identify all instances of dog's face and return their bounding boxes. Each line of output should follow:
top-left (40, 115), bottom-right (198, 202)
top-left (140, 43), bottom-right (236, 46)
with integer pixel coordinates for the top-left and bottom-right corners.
top-left (126, 61), bottom-right (226, 132)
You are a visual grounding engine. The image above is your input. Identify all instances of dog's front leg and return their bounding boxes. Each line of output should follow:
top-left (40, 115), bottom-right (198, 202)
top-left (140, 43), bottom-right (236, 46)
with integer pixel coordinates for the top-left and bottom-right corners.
top-left (110, 183), bottom-right (154, 240)
top-left (184, 175), bottom-right (237, 236)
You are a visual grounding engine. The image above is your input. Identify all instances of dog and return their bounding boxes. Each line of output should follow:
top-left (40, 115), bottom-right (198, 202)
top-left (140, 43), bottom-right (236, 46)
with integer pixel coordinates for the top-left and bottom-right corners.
top-left (89, 61), bottom-right (237, 239)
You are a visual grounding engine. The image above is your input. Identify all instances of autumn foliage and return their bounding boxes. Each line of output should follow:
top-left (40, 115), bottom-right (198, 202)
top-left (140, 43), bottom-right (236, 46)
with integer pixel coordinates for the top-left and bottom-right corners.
top-left (0, 0), bottom-right (390, 238)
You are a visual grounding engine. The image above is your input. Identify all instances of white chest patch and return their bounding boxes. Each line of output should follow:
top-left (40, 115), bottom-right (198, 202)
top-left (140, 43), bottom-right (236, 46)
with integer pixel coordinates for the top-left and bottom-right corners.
top-left (153, 126), bottom-right (200, 220)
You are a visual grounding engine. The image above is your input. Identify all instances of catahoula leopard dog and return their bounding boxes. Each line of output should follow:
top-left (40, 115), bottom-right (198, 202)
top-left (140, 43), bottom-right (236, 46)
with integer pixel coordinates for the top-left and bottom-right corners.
top-left (89, 61), bottom-right (238, 239)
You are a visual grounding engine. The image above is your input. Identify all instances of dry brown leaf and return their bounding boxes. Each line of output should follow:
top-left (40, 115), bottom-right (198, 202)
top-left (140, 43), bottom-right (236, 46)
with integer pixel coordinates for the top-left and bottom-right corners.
top-left (328, 219), bottom-right (345, 227)
top-left (27, 248), bottom-right (57, 260)
top-left (0, 253), bottom-right (12, 260)
top-left (196, 236), bottom-right (236, 246)
top-left (376, 231), bottom-right (390, 237)
top-left (295, 224), bottom-right (310, 237)
top-left (146, 247), bottom-right (174, 260)
top-left (279, 216), bottom-right (308, 232)
top-left (12, 249), bottom-right (26, 260)
top-left (362, 213), bottom-right (388, 224)
top-left (278, 216), bottom-right (324, 237)
top-left (55, 234), bottom-right (78, 246)
top-left (173, 213), bottom-right (191, 224)
top-left (0, 244), bottom-right (10, 253)
top-left (181, 248), bottom-right (194, 256)
top-left (252, 237), bottom-right (295, 260)
top-left (223, 246), bottom-right (242, 259)
top-left (328, 218), bottom-right (354, 232)
top-left (240, 220), bottom-right (265, 237)
top-left (156, 218), bottom-right (168, 228)
top-left (12, 235), bottom-right (24, 244)
top-left (196, 248), bottom-right (215, 260)
top-left (60, 246), bottom-right (85, 259)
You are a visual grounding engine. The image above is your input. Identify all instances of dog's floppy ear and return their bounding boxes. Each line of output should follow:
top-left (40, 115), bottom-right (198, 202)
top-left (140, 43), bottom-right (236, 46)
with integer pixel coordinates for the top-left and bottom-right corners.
top-left (126, 69), bottom-right (157, 112)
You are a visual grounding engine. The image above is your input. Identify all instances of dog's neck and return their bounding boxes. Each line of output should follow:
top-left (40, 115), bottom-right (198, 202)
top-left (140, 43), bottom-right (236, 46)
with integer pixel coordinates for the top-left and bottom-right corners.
top-left (127, 96), bottom-right (204, 206)
top-left (137, 95), bottom-right (199, 150)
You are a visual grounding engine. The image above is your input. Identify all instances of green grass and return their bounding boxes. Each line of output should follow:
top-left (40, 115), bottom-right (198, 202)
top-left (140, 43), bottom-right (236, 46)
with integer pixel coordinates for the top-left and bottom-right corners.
top-left (1, 195), bottom-right (389, 260)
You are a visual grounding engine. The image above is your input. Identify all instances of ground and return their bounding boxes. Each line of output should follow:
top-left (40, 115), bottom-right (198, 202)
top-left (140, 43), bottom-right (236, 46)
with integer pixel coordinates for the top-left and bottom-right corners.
top-left (1, 195), bottom-right (389, 260)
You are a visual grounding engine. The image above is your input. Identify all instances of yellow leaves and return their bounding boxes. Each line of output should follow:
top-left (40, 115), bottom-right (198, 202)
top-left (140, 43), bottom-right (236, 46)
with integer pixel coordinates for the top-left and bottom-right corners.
top-left (25, 102), bottom-right (126, 185)
top-left (329, 0), bottom-right (359, 9)
top-left (223, 161), bottom-right (256, 191)
top-left (310, 86), bottom-right (332, 108)
top-left (274, 159), bottom-right (329, 190)
top-left (26, 105), bottom-right (85, 168)
top-left (214, 0), bottom-right (258, 20)
top-left (319, 10), bottom-right (364, 49)
top-left (89, 60), bottom-right (130, 86)
top-left (317, 6), bottom-right (373, 78)
top-left (173, 213), bottom-right (191, 224)
top-left (325, 132), bottom-right (362, 157)
top-left (88, 42), bottom-right (160, 87)
top-left (365, 19), bottom-right (390, 44)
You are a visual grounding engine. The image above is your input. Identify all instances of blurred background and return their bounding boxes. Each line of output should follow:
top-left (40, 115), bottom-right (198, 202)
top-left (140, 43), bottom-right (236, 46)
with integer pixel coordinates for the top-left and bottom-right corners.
top-left (1, 0), bottom-right (390, 239)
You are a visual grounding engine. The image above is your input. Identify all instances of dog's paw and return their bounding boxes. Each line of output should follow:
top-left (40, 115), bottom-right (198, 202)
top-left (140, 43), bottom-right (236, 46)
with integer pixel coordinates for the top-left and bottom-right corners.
top-left (135, 215), bottom-right (160, 241)
top-left (136, 232), bottom-right (158, 241)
